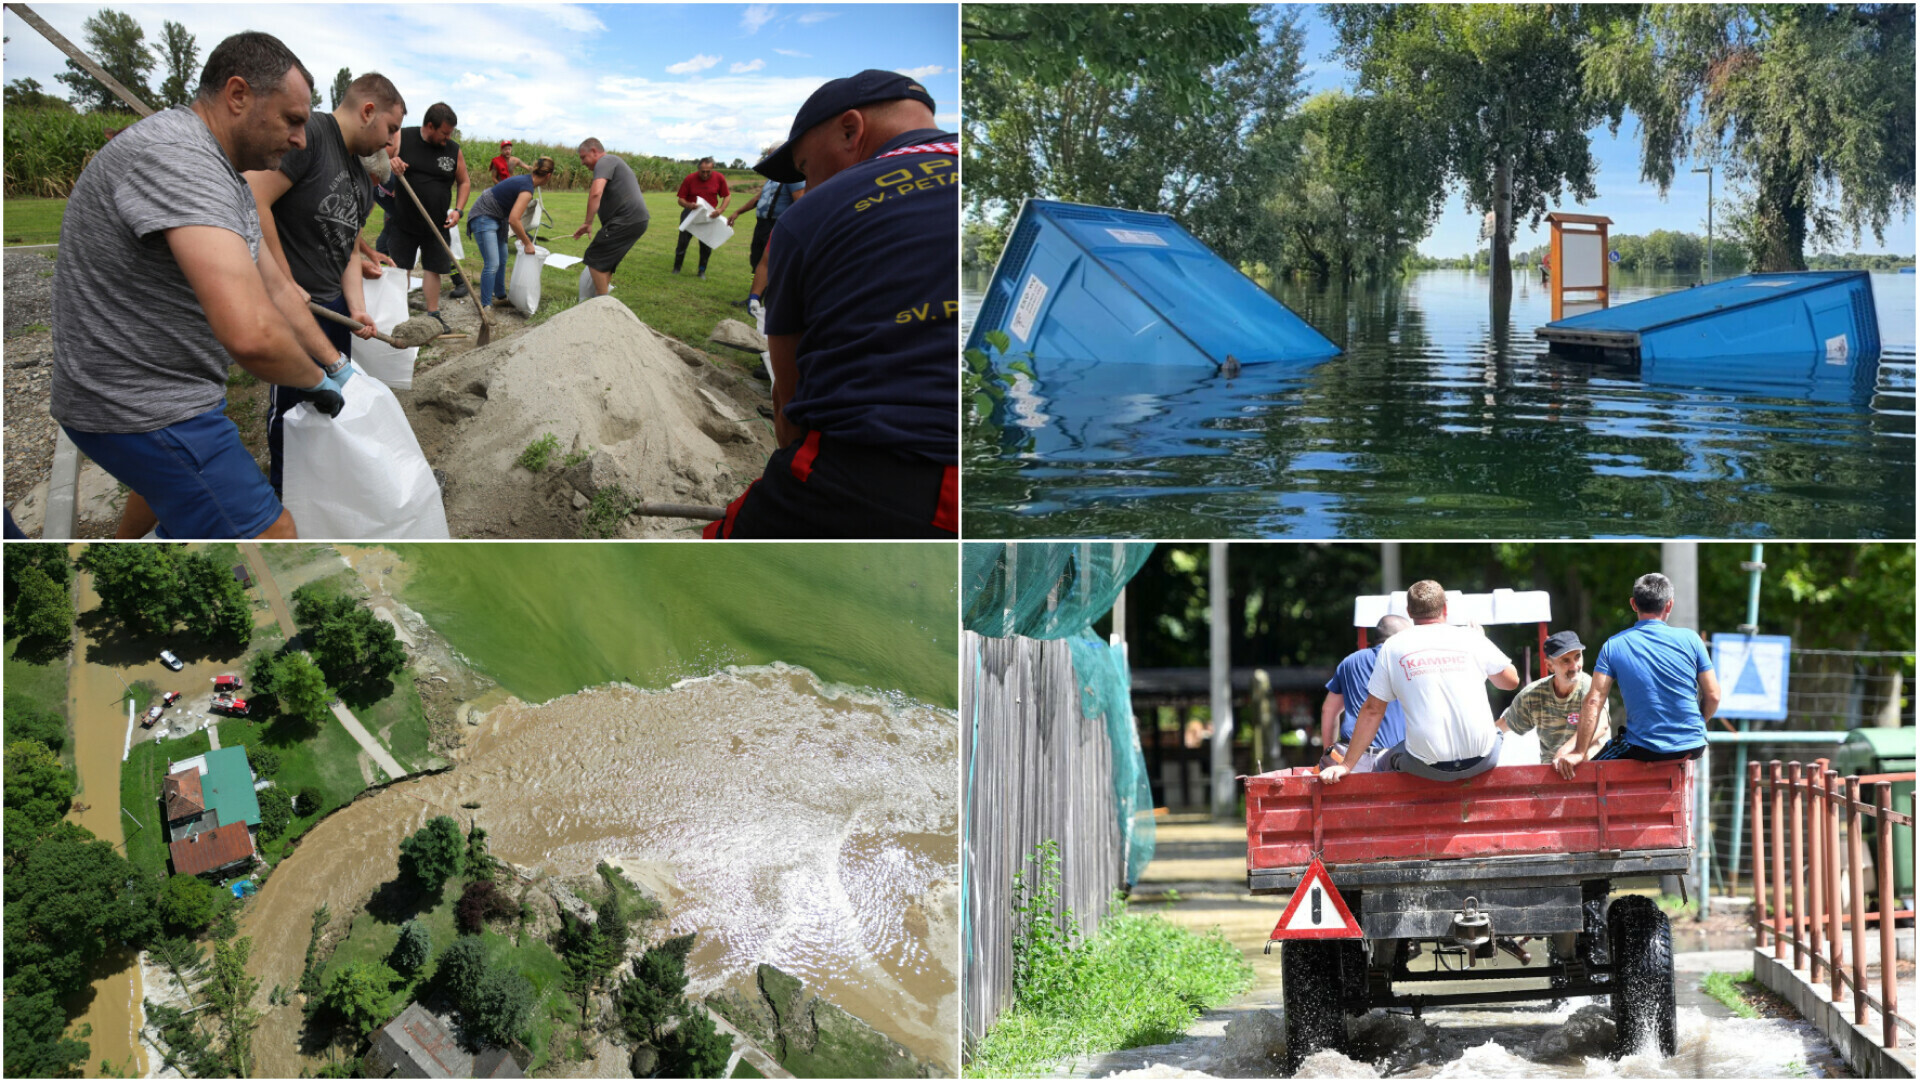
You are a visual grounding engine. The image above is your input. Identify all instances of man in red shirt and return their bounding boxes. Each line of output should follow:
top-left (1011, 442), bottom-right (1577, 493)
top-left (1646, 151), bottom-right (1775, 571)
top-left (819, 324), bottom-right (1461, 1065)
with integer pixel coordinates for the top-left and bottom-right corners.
top-left (673, 156), bottom-right (730, 279)
top-left (489, 140), bottom-right (524, 183)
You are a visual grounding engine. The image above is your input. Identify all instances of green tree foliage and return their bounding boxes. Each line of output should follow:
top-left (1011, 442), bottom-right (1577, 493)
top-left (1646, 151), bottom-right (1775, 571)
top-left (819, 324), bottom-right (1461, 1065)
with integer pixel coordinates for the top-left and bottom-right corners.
top-left (435, 933), bottom-right (490, 1001)
top-left (290, 585), bottom-right (408, 693)
top-left (4, 543), bottom-right (73, 599)
top-left (4, 989), bottom-right (90, 1077)
top-left (172, 552), bottom-right (254, 645)
top-left (205, 937), bottom-right (260, 1075)
top-left (5, 741), bottom-right (75, 856)
top-left (249, 747), bottom-right (282, 779)
top-left (4, 821), bottom-right (158, 999)
top-left (963, 5), bottom-right (1301, 270)
top-left (661, 1007), bottom-right (733, 1078)
top-left (397, 815), bottom-right (464, 895)
top-left (258, 784), bottom-right (294, 842)
top-left (9, 565), bottom-right (75, 651)
top-left (390, 918), bottom-right (431, 975)
top-left (297, 785), bottom-right (325, 815)
top-left (330, 67), bottom-right (352, 110)
top-left (1585, 4), bottom-right (1914, 271)
top-left (54, 9), bottom-right (156, 114)
top-left (614, 935), bottom-right (697, 1046)
top-left (151, 20), bottom-right (198, 108)
top-left (1330, 4), bottom-right (1620, 293)
top-left (156, 873), bottom-right (222, 934)
top-left (465, 822), bottom-right (497, 882)
top-left (322, 959), bottom-right (397, 1038)
top-left (1269, 90), bottom-right (1447, 280)
top-left (4, 700), bottom-right (68, 754)
top-left (4, 77), bottom-right (73, 111)
top-left (250, 650), bottom-right (332, 729)
top-left (77, 546), bottom-right (250, 644)
top-left (463, 966), bottom-right (536, 1047)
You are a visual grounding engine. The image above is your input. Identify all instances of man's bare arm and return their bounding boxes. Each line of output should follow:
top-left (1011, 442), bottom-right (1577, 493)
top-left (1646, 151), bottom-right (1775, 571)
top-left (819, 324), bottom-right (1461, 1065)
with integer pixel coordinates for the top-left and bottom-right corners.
top-left (1698, 668), bottom-right (1722, 721)
top-left (258, 238), bottom-right (339, 365)
top-left (1320, 693), bottom-right (1345, 756)
top-left (575, 178), bottom-right (608, 238)
top-left (1554, 671), bottom-right (1614, 778)
top-left (167, 226), bottom-right (328, 387)
top-left (769, 332), bottom-right (802, 445)
top-left (450, 152), bottom-right (471, 227)
top-left (243, 170), bottom-right (302, 300)
top-left (1489, 663), bottom-right (1521, 691)
top-left (1321, 695), bottom-right (1389, 784)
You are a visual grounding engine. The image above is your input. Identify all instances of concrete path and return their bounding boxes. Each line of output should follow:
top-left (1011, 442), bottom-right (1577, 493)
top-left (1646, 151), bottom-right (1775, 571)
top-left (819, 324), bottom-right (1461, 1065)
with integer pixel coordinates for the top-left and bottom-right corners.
top-left (240, 544), bottom-right (407, 782)
top-left (704, 1004), bottom-right (795, 1079)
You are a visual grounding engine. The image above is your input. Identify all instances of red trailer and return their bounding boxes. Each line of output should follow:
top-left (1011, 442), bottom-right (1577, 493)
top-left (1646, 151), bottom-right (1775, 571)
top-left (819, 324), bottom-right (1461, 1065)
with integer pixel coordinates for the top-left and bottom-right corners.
top-left (1246, 759), bottom-right (1694, 1068)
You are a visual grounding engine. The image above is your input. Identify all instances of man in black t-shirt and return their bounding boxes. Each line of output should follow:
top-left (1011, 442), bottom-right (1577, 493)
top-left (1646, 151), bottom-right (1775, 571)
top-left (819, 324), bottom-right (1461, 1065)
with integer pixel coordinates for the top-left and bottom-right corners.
top-left (704, 70), bottom-right (957, 538)
top-left (389, 101), bottom-right (472, 325)
top-left (246, 72), bottom-right (408, 495)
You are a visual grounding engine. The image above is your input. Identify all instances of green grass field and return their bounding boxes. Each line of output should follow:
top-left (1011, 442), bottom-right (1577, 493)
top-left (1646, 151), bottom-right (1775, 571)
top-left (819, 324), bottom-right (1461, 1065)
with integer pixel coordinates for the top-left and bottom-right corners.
top-left (5, 635), bottom-right (72, 752)
top-left (3, 196), bottom-right (68, 245)
top-left (122, 729), bottom-right (213, 878)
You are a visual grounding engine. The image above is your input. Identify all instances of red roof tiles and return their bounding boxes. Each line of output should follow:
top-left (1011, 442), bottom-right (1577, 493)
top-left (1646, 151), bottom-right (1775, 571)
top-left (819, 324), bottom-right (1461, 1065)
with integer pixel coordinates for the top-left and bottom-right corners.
top-left (169, 821), bottom-right (255, 877)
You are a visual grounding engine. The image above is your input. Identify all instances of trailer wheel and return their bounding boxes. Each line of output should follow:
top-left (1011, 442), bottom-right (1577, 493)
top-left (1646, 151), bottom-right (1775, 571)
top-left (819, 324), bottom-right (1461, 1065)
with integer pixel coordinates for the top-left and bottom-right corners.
top-left (1282, 940), bottom-right (1349, 1072)
top-left (1608, 895), bottom-right (1676, 1057)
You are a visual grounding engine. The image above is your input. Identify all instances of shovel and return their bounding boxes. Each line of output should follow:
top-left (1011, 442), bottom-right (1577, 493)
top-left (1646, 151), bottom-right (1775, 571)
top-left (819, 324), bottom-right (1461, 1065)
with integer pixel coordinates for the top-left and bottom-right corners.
top-left (393, 169), bottom-right (494, 346)
top-left (308, 302), bottom-right (444, 349)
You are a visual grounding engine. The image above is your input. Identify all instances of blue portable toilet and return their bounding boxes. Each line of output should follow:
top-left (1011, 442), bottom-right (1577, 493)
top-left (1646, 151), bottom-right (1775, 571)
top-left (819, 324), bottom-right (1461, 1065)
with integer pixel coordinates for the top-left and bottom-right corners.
top-left (967, 199), bottom-right (1340, 369)
top-left (1535, 271), bottom-right (1880, 391)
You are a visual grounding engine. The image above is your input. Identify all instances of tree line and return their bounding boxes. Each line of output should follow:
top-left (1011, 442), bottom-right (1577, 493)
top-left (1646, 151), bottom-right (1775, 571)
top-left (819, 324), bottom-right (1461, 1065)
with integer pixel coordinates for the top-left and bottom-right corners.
top-left (964, 4), bottom-right (1915, 280)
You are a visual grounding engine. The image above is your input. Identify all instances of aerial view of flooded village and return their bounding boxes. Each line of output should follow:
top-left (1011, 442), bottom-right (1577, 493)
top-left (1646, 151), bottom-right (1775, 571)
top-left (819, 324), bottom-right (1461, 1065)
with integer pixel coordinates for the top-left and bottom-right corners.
top-left (4, 542), bottom-right (959, 1078)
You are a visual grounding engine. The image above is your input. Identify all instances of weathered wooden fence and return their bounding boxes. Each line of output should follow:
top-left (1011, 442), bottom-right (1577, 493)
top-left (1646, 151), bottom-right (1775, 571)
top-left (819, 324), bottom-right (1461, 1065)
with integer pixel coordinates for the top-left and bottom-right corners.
top-left (963, 632), bottom-right (1127, 1046)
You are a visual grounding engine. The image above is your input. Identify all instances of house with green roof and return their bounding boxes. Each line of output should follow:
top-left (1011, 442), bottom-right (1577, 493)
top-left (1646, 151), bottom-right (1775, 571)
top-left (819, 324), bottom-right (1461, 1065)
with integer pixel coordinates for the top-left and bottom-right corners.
top-left (164, 746), bottom-right (262, 879)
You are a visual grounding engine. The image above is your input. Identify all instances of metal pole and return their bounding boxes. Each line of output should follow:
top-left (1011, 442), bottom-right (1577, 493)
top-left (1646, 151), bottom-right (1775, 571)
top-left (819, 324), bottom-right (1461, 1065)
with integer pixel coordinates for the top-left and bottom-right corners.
top-left (1695, 742), bottom-right (1712, 918)
top-left (1729, 543), bottom-right (1765, 891)
top-left (1208, 542), bottom-right (1235, 820)
top-left (1750, 762), bottom-right (1767, 949)
top-left (1789, 762), bottom-right (1807, 970)
top-left (1875, 782), bottom-right (1898, 1049)
top-left (1846, 776), bottom-right (1869, 1028)
top-left (1808, 758), bottom-right (1827, 980)
top-left (1824, 769), bottom-right (1845, 1004)
top-left (1380, 542), bottom-right (1402, 593)
top-left (1770, 761), bottom-right (1787, 960)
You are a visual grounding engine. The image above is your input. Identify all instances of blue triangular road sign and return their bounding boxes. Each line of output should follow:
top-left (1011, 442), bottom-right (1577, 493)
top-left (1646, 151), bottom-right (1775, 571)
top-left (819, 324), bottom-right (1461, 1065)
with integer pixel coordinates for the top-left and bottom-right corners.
top-left (1733, 655), bottom-right (1768, 697)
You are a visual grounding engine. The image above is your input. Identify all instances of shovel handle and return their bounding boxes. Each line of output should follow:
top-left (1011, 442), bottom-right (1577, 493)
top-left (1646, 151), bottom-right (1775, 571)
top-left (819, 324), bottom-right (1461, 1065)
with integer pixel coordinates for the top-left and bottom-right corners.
top-left (308, 301), bottom-right (401, 348)
top-left (392, 170), bottom-right (493, 334)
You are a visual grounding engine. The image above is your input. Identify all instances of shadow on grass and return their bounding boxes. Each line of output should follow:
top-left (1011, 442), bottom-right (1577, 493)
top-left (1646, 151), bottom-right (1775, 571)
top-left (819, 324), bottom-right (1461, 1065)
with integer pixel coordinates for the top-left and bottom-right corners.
top-left (9, 630), bottom-right (72, 665)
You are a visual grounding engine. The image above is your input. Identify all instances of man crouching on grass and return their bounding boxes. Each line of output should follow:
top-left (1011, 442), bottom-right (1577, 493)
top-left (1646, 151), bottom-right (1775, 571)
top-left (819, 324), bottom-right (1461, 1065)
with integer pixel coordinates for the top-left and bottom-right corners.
top-left (50, 31), bottom-right (354, 539)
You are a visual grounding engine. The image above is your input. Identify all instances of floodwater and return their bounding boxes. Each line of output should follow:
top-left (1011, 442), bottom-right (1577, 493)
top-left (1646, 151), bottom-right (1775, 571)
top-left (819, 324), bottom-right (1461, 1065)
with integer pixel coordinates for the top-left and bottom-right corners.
top-left (391, 543), bottom-right (958, 707)
top-left (243, 667), bottom-right (959, 1076)
top-left (963, 269), bottom-right (1916, 538)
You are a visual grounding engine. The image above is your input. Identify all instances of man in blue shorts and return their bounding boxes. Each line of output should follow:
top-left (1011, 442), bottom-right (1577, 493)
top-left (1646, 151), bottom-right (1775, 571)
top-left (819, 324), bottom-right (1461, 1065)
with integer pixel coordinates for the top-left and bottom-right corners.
top-left (50, 32), bottom-right (353, 539)
top-left (1319, 615), bottom-right (1411, 772)
top-left (1554, 573), bottom-right (1722, 778)
top-left (704, 70), bottom-right (957, 538)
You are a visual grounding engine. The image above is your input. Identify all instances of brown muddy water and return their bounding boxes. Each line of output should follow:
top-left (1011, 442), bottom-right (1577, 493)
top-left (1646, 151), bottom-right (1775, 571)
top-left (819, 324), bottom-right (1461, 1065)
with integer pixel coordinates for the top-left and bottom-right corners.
top-left (244, 665), bottom-right (958, 1076)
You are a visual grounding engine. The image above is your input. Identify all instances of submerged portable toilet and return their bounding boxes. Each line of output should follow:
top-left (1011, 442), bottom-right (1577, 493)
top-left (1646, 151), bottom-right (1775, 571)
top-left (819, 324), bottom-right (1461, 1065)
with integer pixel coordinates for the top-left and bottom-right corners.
top-left (966, 199), bottom-right (1340, 369)
top-left (1535, 271), bottom-right (1880, 390)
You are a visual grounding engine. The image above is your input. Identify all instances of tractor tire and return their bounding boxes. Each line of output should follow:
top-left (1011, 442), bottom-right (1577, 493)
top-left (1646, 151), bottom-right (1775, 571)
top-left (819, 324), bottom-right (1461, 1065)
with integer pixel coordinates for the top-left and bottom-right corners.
top-left (1282, 940), bottom-right (1349, 1073)
top-left (1608, 895), bottom-right (1677, 1057)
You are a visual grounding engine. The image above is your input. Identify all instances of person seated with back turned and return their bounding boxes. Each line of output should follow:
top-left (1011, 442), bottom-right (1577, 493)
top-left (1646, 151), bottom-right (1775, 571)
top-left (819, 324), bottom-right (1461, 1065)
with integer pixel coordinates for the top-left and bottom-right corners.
top-left (1319, 615), bottom-right (1412, 774)
top-left (1553, 573), bottom-right (1720, 779)
top-left (1321, 580), bottom-right (1522, 784)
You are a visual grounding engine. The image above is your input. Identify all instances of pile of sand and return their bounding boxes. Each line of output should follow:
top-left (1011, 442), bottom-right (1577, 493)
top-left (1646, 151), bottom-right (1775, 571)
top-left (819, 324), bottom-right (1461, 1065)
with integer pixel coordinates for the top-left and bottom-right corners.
top-left (406, 298), bottom-right (773, 537)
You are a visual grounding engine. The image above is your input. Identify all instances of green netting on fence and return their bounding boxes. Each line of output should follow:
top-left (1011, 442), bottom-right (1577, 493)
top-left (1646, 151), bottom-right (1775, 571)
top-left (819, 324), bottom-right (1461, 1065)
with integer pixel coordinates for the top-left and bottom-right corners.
top-left (963, 542), bottom-right (1157, 884)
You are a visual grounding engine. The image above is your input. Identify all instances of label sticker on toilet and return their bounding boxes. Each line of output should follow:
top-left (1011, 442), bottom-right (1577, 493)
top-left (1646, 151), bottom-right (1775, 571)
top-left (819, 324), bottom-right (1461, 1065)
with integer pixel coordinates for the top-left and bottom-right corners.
top-left (1106, 228), bottom-right (1169, 247)
top-left (1825, 334), bottom-right (1849, 365)
top-left (1010, 274), bottom-right (1049, 343)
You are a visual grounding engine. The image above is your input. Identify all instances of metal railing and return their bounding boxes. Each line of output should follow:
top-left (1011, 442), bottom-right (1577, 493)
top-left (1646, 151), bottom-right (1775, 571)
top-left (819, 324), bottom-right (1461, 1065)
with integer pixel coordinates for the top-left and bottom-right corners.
top-left (1750, 758), bottom-right (1916, 1050)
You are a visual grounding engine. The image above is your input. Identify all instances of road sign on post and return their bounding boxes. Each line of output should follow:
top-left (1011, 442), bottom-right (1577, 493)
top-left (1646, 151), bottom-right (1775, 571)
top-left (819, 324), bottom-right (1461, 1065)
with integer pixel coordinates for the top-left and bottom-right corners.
top-left (1712, 634), bottom-right (1792, 720)
top-left (1547, 212), bottom-right (1613, 321)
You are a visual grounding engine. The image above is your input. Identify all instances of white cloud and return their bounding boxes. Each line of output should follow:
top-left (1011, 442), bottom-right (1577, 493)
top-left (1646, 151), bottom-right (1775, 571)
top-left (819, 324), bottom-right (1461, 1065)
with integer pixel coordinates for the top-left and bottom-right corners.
top-left (454, 72), bottom-right (489, 90)
top-left (896, 65), bottom-right (946, 79)
top-left (773, 48), bottom-right (811, 58)
top-left (935, 112), bottom-right (960, 129)
top-left (797, 11), bottom-right (837, 24)
top-left (740, 4), bottom-right (776, 34)
top-left (730, 59), bottom-right (765, 74)
top-left (667, 53), bottom-right (722, 75)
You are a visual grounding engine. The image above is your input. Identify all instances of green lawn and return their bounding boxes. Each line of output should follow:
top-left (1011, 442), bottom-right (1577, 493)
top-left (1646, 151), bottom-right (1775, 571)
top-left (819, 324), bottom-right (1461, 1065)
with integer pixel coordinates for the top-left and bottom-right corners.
top-left (3, 197), bottom-right (66, 245)
top-left (358, 674), bottom-right (432, 771)
top-left (122, 729), bottom-right (213, 878)
top-left (5, 635), bottom-right (72, 762)
top-left (221, 711), bottom-right (371, 865)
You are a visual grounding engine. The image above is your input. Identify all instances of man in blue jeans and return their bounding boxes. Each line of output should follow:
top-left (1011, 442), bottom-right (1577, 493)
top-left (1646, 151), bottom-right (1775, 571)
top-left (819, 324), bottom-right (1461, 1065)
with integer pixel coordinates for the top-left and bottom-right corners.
top-left (50, 32), bottom-right (352, 539)
top-left (1554, 572), bottom-right (1722, 778)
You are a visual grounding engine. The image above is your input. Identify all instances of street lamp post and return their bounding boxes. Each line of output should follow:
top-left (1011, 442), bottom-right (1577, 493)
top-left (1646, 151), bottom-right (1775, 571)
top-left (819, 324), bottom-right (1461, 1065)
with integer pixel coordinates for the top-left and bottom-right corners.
top-left (1692, 165), bottom-right (1714, 282)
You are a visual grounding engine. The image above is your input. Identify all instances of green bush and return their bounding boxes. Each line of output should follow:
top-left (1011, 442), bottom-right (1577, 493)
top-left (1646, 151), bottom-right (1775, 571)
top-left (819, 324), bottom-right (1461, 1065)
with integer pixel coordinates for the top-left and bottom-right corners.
top-left (516, 432), bottom-right (561, 472)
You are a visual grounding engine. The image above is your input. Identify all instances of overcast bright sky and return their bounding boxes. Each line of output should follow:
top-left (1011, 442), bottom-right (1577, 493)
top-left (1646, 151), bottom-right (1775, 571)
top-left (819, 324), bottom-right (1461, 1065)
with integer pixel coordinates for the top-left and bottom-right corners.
top-left (3, 3), bottom-right (959, 166)
top-left (1291, 7), bottom-right (1915, 257)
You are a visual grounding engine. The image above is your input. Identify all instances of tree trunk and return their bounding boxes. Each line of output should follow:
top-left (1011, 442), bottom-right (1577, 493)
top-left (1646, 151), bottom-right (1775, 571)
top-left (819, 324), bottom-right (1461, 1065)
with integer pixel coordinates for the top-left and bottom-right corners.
top-left (1752, 156), bottom-right (1810, 271)
top-left (1489, 148), bottom-right (1514, 301)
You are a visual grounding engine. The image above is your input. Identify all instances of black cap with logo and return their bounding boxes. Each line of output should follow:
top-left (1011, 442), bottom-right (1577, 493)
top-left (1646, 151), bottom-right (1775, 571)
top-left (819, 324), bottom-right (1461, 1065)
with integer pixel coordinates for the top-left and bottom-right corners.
top-left (754, 69), bottom-right (936, 183)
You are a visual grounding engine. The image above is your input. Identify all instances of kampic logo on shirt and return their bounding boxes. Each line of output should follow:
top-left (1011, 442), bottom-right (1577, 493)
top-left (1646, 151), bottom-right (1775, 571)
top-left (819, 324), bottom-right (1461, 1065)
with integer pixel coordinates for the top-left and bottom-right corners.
top-left (1399, 649), bottom-right (1472, 679)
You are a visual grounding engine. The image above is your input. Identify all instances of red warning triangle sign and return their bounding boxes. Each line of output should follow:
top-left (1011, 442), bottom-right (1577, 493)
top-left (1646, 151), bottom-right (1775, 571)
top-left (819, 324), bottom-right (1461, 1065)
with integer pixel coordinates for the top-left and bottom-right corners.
top-left (1269, 858), bottom-right (1362, 940)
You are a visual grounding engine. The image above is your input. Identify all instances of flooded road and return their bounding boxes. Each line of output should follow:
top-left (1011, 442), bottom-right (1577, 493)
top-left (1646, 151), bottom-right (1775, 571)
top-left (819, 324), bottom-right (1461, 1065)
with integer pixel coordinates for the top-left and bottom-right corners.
top-left (244, 666), bottom-right (959, 1076)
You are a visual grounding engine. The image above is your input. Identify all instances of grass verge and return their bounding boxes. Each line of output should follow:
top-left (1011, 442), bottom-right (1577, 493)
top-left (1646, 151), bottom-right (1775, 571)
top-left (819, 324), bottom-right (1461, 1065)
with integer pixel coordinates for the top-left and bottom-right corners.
top-left (1702, 970), bottom-right (1762, 1019)
top-left (5, 634), bottom-right (72, 762)
top-left (122, 729), bottom-right (213, 878)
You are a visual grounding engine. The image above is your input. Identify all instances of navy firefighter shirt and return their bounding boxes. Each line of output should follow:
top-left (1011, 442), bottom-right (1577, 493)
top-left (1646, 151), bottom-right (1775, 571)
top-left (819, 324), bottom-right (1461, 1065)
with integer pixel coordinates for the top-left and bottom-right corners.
top-left (763, 128), bottom-right (958, 463)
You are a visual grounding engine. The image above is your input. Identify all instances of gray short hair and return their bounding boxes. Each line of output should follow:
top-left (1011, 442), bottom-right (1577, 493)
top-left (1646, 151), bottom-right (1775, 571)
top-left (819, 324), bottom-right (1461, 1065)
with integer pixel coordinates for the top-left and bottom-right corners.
top-left (197, 31), bottom-right (312, 104)
top-left (577, 137), bottom-right (604, 155)
top-left (1632, 573), bottom-right (1674, 614)
top-left (1375, 614), bottom-right (1412, 640)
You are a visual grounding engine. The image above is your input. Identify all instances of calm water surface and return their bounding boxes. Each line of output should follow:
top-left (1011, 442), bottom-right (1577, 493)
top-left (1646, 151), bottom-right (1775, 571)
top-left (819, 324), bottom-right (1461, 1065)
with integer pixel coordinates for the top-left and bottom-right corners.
top-left (964, 270), bottom-right (1916, 538)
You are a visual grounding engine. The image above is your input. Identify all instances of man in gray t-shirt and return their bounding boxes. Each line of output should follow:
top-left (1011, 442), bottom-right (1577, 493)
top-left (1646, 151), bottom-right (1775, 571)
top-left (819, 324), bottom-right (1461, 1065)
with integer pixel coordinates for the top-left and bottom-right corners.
top-left (50, 31), bottom-right (352, 540)
top-left (572, 137), bottom-right (651, 297)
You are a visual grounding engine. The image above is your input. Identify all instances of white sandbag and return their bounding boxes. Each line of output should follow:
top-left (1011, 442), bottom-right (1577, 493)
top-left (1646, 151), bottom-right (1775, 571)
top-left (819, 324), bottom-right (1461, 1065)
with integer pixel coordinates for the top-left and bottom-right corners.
top-left (509, 244), bottom-right (548, 316)
top-left (578, 266), bottom-right (610, 300)
top-left (350, 270), bottom-right (418, 390)
top-left (282, 361), bottom-right (450, 539)
top-left (446, 224), bottom-right (464, 260)
top-left (679, 197), bottom-right (734, 250)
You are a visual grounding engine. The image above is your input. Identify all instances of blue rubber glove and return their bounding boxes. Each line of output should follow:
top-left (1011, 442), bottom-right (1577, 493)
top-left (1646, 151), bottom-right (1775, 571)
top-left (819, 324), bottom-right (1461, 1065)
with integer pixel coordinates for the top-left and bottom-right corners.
top-left (285, 356), bottom-right (352, 418)
top-left (319, 354), bottom-right (355, 392)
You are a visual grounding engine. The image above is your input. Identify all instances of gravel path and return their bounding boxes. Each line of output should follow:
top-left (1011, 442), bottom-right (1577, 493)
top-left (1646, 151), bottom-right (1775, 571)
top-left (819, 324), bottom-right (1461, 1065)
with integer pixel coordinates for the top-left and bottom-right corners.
top-left (4, 249), bottom-right (60, 512)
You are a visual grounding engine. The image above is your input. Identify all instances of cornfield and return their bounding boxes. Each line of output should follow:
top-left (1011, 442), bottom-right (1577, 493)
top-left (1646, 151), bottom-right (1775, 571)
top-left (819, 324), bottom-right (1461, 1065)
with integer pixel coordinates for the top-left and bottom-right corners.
top-left (3, 108), bottom-right (128, 197)
top-left (462, 135), bottom-right (761, 195)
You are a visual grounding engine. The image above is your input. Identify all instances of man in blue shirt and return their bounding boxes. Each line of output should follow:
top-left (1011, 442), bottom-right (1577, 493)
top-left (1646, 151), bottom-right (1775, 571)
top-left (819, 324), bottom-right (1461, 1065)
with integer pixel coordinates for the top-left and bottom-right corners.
top-left (1320, 615), bottom-right (1410, 772)
top-left (1554, 573), bottom-right (1722, 778)
top-left (704, 70), bottom-right (957, 538)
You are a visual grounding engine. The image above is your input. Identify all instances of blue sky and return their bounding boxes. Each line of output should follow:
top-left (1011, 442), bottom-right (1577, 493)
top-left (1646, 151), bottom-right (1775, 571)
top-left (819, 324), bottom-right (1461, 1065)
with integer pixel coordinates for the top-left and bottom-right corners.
top-left (2, 4), bottom-right (958, 166)
top-left (1285, 6), bottom-right (1913, 257)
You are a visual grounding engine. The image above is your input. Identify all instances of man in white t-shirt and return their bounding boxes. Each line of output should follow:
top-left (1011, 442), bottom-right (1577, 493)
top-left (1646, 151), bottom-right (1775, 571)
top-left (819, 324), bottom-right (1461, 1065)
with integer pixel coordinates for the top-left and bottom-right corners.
top-left (1321, 579), bottom-right (1522, 784)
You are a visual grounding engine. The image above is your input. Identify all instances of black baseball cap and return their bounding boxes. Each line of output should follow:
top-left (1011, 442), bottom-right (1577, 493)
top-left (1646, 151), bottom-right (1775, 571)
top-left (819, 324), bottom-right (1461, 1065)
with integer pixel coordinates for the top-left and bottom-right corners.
top-left (755, 69), bottom-right (936, 183)
top-left (1544, 630), bottom-right (1585, 659)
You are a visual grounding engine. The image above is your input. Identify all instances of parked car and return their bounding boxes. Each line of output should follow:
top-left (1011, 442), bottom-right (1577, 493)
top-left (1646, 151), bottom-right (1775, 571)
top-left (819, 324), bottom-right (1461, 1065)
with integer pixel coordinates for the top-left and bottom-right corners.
top-left (214, 674), bottom-right (242, 693)
top-left (160, 691), bottom-right (181, 708)
top-left (143, 705), bottom-right (164, 727)
top-left (159, 650), bottom-right (184, 671)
